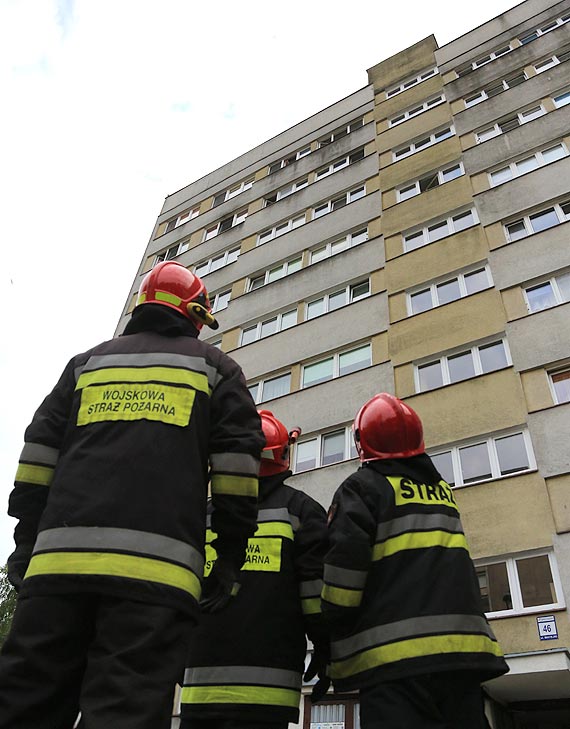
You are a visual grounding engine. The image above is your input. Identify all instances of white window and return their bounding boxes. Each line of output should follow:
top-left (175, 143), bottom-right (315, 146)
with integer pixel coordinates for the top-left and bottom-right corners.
top-left (306, 280), bottom-right (370, 320)
top-left (464, 73), bottom-right (527, 108)
top-left (204, 209), bottom-right (248, 241)
top-left (519, 12), bottom-right (570, 45)
top-left (240, 309), bottom-right (297, 345)
top-left (385, 67), bottom-right (438, 98)
top-left (210, 290), bottom-right (231, 313)
top-left (164, 207), bottom-right (200, 233)
top-left (247, 256), bottom-right (303, 292)
top-left (310, 228), bottom-right (368, 264)
top-left (489, 143), bottom-right (568, 186)
top-left (553, 89), bottom-right (570, 108)
top-left (397, 163), bottom-right (464, 202)
top-left (264, 178), bottom-right (309, 206)
top-left (153, 240), bottom-right (190, 266)
top-left (407, 266), bottom-right (492, 315)
top-left (301, 344), bottom-right (371, 389)
top-left (268, 147), bottom-right (311, 175)
top-left (416, 339), bottom-right (510, 392)
top-left (403, 209), bottom-right (478, 252)
top-left (317, 118), bottom-right (364, 147)
top-left (294, 427), bottom-right (357, 472)
top-left (393, 126), bottom-right (454, 161)
top-left (504, 199), bottom-right (570, 242)
top-left (212, 178), bottom-right (254, 208)
top-left (257, 214), bottom-right (306, 245)
top-left (534, 51), bottom-right (570, 73)
top-left (476, 551), bottom-right (564, 618)
top-left (475, 105), bottom-right (546, 143)
top-left (312, 186), bottom-right (365, 220)
top-left (549, 369), bottom-right (570, 404)
top-left (524, 271), bottom-right (570, 312)
top-left (472, 44), bottom-right (514, 70)
top-left (429, 430), bottom-right (535, 488)
top-left (194, 247), bottom-right (240, 277)
top-left (315, 148), bottom-right (365, 180)
top-left (248, 372), bottom-right (291, 404)
top-left (388, 95), bottom-right (445, 126)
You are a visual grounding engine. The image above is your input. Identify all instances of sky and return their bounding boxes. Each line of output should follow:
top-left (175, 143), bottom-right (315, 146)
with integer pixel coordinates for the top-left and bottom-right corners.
top-left (0, 0), bottom-right (521, 563)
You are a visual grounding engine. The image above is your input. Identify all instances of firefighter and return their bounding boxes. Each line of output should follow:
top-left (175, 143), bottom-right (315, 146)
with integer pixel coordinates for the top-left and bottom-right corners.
top-left (180, 409), bottom-right (330, 729)
top-left (321, 393), bottom-right (509, 729)
top-left (0, 261), bottom-right (264, 729)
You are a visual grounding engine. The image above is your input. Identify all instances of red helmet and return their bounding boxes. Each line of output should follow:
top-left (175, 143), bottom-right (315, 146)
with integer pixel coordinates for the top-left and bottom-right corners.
top-left (258, 410), bottom-right (301, 478)
top-left (136, 261), bottom-right (219, 330)
top-left (353, 393), bottom-right (425, 462)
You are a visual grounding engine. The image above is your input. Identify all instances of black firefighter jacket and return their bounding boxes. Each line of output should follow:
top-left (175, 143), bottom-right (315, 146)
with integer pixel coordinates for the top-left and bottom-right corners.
top-left (7, 305), bottom-right (264, 617)
top-left (321, 454), bottom-right (509, 692)
top-left (181, 471), bottom-right (329, 724)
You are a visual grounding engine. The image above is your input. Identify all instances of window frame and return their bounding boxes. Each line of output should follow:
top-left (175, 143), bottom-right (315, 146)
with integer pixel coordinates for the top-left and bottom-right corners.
top-left (193, 246), bottom-right (240, 277)
top-left (248, 371), bottom-right (292, 404)
top-left (523, 270), bottom-right (570, 312)
top-left (210, 290), bottom-right (231, 314)
top-left (309, 228), bottom-right (368, 264)
top-left (388, 94), bottom-right (446, 127)
top-left (164, 206), bottom-right (200, 233)
top-left (257, 213), bottom-right (306, 245)
top-left (305, 279), bottom-right (371, 320)
top-left (153, 240), bottom-right (190, 266)
top-left (315, 148), bottom-right (365, 180)
top-left (239, 308), bottom-right (298, 346)
top-left (312, 186), bottom-right (365, 220)
top-left (203, 208), bottom-right (248, 241)
top-left (504, 199), bottom-right (570, 242)
top-left (393, 126), bottom-right (454, 161)
top-left (293, 426), bottom-right (358, 473)
top-left (317, 118), bottom-right (364, 147)
top-left (403, 208), bottom-right (478, 252)
top-left (301, 343), bottom-right (372, 389)
top-left (475, 104), bottom-right (546, 144)
top-left (488, 142), bottom-right (568, 187)
top-left (247, 256), bottom-right (303, 292)
top-left (385, 67), bottom-right (438, 99)
top-left (549, 368), bottom-right (570, 404)
top-left (406, 265), bottom-right (493, 316)
top-left (397, 162), bottom-right (464, 202)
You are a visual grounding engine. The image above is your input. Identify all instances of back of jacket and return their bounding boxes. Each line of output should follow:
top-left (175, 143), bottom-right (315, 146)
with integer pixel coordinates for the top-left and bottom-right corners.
top-left (9, 308), bottom-right (263, 617)
top-left (181, 472), bottom-right (328, 724)
top-left (322, 455), bottom-right (509, 691)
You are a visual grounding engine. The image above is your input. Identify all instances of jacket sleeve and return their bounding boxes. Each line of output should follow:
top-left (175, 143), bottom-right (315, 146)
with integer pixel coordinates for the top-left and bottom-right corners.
top-left (208, 354), bottom-right (264, 570)
top-left (321, 474), bottom-right (377, 628)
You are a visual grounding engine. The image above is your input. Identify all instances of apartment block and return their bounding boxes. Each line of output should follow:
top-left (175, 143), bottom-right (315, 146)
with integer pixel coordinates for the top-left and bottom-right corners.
top-left (117, 0), bottom-right (570, 726)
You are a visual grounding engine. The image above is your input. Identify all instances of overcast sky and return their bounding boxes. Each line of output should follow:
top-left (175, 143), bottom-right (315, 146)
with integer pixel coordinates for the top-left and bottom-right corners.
top-left (0, 0), bottom-right (520, 562)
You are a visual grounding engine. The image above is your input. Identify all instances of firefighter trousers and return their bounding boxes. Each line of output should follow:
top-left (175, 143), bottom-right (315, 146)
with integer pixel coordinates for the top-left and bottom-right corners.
top-left (181, 720), bottom-right (288, 729)
top-left (0, 592), bottom-right (195, 729)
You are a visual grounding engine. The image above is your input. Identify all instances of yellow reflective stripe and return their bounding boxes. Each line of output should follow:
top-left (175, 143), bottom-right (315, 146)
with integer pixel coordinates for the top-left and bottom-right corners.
top-left (137, 292), bottom-right (147, 305)
top-left (254, 521), bottom-right (294, 540)
top-left (331, 633), bottom-right (503, 680)
top-left (155, 291), bottom-right (182, 306)
top-left (302, 597), bottom-right (322, 615)
top-left (15, 464), bottom-right (54, 486)
top-left (180, 685), bottom-right (299, 708)
top-left (322, 584), bottom-right (363, 608)
top-left (76, 367), bottom-right (210, 395)
top-left (211, 474), bottom-right (258, 497)
top-left (373, 531), bottom-right (468, 560)
top-left (25, 552), bottom-right (201, 599)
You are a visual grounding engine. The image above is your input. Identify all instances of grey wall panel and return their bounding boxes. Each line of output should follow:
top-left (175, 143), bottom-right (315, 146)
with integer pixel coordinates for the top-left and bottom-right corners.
top-left (553, 532), bottom-right (570, 606)
top-left (287, 460), bottom-right (358, 509)
top-left (506, 302), bottom-right (570, 371)
top-left (528, 403), bottom-right (570, 477)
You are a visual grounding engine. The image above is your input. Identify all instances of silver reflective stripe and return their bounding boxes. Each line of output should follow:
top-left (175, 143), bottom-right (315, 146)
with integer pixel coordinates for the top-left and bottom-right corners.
top-left (20, 443), bottom-right (59, 466)
top-left (300, 578), bottom-right (323, 597)
top-left (324, 564), bottom-right (368, 589)
top-left (376, 513), bottom-right (463, 542)
top-left (184, 665), bottom-right (301, 688)
top-left (257, 508), bottom-right (291, 523)
top-left (81, 353), bottom-right (218, 389)
top-left (206, 515), bottom-right (212, 529)
top-left (210, 453), bottom-right (260, 475)
top-left (33, 527), bottom-right (204, 573)
top-left (331, 613), bottom-right (496, 660)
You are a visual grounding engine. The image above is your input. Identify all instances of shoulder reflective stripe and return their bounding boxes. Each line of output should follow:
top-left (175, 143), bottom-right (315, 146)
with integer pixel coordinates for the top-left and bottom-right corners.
top-left (372, 531), bottom-right (468, 560)
top-left (300, 578), bottom-right (323, 597)
top-left (15, 464), bottom-right (54, 487)
top-left (76, 367), bottom-right (211, 395)
top-left (322, 584), bottom-right (363, 607)
top-left (330, 633), bottom-right (503, 680)
top-left (19, 443), bottom-right (59, 466)
top-left (211, 474), bottom-right (258, 497)
top-left (386, 476), bottom-right (458, 511)
top-left (376, 513), bottom-right (464, 542)
top-left (25, 552), bottom-right (201, 599)
top-left (180, 685), bottom-right (299, 708)
top-left (324, 564), bottom-right (368, 589)
top-left (210, 453), bottom-right (260, 476)
top-left (32, 527), bottom-right (204, 574)
top-left (331, 613), bottom-right (496, 660)
top-left (302, 597), bottom-right (322, 615)
top-left (185, 665), bottom-right (301, 688)
top-left (257, 507), bottom-right (290, 523)
top-left (254, 521), bottom-right (293, 540)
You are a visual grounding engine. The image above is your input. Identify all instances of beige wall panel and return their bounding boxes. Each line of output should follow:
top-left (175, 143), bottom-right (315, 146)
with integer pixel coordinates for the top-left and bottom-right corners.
top-left (249, 199), bottom-right (264, 215)
top-left (372, 332), bottom-right (389, 364)
top-left (379, 137), bottom-right (462, 191)
top-left (502, 287), bottom-right (527, 322)
top-left (457, 472), bottom-right (555, 558)
top-left (384, 233), bottom-right (402, 261)
top-left (484, 223), bottom-right (506, 251)
top-left (222, 329), bottom-right (240, 352)
top-left (382, 176), bottom-right (474, 238)
top-left (231, 279), bottom-right (247, 299)
top-left (521, 369), bottom-right (553, 413)
top-left (375, 77), bottom-right (442, 123)
top-left (471, 173), bottom-right (488, 195)
top-left (241, 236), bottom-right (257, 254)
top-left (393, 364), bottom-right (414, 398)
top-left (369, 218), bottom-right (382, 240)
top-left (548, 474), bottom-right (570, 534)
top-left (366, 174), bottom-right (380, 195)
top-left (376, 104), bottom-right (452, 154)
top-left (385, 226), bottom-right (490, 290)
top-left (383, 189), bottom-right (398, 209)
top-left (389, 292), bottom-right (408, 323)
top-left (370, 269), bottom-right (386, 294)
top-left (290, 363), bottom-right (301, 392)
top-left (490, 612), bottom-right (570, 659)
top-left (368, 35), bottom-right (437, 93)
top-left (405, 368), bottom-right (527, 447)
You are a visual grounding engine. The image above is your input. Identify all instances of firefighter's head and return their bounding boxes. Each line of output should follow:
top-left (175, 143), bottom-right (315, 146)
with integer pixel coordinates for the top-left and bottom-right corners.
top-left (352, 393), bottom-right (425, 463)
top-left (258, 410), bottom-right (302, 478)
top-left (135, 261), bottom-right (219, 331)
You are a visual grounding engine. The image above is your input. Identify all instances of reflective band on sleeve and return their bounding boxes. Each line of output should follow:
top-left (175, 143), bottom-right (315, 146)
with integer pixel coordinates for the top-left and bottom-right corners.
top-left (15, 464), bottom-right (54, 487)
top-left (210, 453), bottom-right (260, 476)
top-left (25, 552), bottom-right (201, 600)
top-left (300, 578), bottom-right (323, 598)
top-left (185, 665), bottom-right (301, 688)
top-left (19, 443), bottom-right (59, 466)
top-left (180, 685), bottom-right (300, 708)
top-left (76, 366), bottom-right (210, 395)
top-left (302, 597), bottom-right (322, 615)
top-left (322, 584), bottom-right (363, 608)
top-left (324, 564), bottom-right (368, 589)
top-left (77, 384), bottom-right (196, 427)
top-left (210, 474), bottom-right (258, 497)
top-left (254, 521), bottom-right (293, 540)
top-left (372, 530), bottom-right (468, 561)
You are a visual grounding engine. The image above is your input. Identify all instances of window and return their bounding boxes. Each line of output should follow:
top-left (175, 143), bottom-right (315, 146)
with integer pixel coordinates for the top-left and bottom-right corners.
top-left (306, 280), bottom-right (370, 320)
top-left (257, 214), bottom-right (306, 245)
top-left (519, 12), bottom-right (570, 45)
top-left (393, 126), bottom-right (454, 161)
top-left (416, 339), bottom-right (509, 392)
top-left (302, 344), bottom-right (371, 388)
top-left (476, 551), bottom-right (563, 617)
top-left (428, 430), bottom-right (534, 488)
top-left (310, 228), bottom-right (368, 264)
top-left (385, 67), bottom-right (438, 98)
top-left (204, 209), bottom-right (248, 241)
top-left (240, 309), bottom-right (297, 345)
top-left (164, 207), bottom-right (200, 233)
top-left (403, 209), bottom-right (478, 252)
top-left (268, 147), bottom-right (311, 175)
top-left (408, 266), bottom-right (492, 315)
top-left (504, 199), bottom-right (570, 242)
top-left (475, 105), bottom-right (546, 143)
top-left (553, 89), bottom-right (570, 108)
top-left (489, 143), bottom-right (568, 186)
top-left (247, 256), bottom-right (302, 292)
top-left (294, 427), bottom-right (357, 472)
top-left (248, 372), bottom-right (291, 404)
top-left (397, 163), bottom-right (464, 202)
top-left (317, 118), bottom-right (364, 146)
top-left (550, 369), bottom-right (570, 403)
top-left (210, 290), bottom-right (231, 313)
top-left (153, 240), bottom-right (190, 266)
top-left (315, 148), bottom-right (365, 180)
top-left (312, 187), bottom-right (365, 219)
top-left (212, 178), bottom-right (254, 208)
top-left (524, 271), bottom-right (570, 312)
top-left (194, 247), bottom-right (240, 277)
top-left (264, 178), bottom-right (308, 205)
top-left (388, 94), bottom-right (445, 126)
top-left (464, 73), bottom-right (527, 108)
